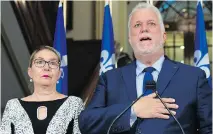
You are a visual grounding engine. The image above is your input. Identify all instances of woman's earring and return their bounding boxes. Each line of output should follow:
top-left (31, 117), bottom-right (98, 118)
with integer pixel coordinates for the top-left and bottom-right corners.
top-left (30, 78), bottom-right (33, 82)
top-left (57, 81), bottom-right (59, 84)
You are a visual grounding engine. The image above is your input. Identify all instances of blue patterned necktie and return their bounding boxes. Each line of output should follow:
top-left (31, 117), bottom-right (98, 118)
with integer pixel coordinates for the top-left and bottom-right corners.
top-left (143, 67), bottom-right (155, 96)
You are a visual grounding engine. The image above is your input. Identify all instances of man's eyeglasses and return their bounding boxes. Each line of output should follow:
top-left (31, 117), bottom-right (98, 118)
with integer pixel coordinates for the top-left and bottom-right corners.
top-left (34, 59), bottom-right (60, 69)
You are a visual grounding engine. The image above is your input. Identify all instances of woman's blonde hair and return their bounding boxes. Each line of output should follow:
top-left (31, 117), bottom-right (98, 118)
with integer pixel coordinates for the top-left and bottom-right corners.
top-left (29, 46), bottom-right (61, 67)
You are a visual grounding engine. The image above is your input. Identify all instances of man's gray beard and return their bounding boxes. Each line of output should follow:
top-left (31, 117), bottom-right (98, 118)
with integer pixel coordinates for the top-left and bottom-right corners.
top-left (135, 42), bottom-right (164, 56)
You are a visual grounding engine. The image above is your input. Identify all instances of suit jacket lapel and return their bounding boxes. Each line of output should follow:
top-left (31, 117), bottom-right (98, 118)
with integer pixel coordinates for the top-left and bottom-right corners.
top-left (121, 61), bottom-right (137, 102)
top-left (157, 57), bottom-right (179, 95)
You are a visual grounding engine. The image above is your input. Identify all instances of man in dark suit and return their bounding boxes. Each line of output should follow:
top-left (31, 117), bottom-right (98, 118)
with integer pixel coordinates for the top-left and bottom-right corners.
top-left (79, 2), bottom-right (212, 134)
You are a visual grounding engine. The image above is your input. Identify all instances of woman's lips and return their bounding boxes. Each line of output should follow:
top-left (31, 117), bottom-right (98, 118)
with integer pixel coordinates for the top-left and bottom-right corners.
top-left (42, 75), bottom-right (50, 78)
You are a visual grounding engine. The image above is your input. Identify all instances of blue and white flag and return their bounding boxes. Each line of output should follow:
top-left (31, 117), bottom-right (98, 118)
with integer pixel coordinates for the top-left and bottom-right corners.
top-left (194, 1), bottom-right (212, 88)
top-left (53, 2), bottom-right (68, 94)
top-left (100, 3), bottom-right (116, 75)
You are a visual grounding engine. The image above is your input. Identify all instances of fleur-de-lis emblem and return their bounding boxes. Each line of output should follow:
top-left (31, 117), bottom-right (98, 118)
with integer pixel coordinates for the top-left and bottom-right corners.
top-left (60, 68), bottom-right (64, 79)
top-left (59, 55), bottom-right (68, 79)
top-left (100, 50), bottom-right (115, 75)
top-left (194, 50), bottom-right (210, 78)
top-left (60, 55), bottom-right (68, 67)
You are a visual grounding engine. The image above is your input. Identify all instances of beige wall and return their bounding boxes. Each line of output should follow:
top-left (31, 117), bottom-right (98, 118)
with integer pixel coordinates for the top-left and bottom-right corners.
top-left (66, 1), bottom-right (94, 40)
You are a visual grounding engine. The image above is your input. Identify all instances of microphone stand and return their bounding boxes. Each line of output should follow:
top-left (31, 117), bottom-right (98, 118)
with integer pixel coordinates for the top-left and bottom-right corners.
top-left (146, 81), bottom-right (185, 134)
top-left (107, 80), bottom-right (186, 134)
top-left (106, 92), bottom-right (146, 134)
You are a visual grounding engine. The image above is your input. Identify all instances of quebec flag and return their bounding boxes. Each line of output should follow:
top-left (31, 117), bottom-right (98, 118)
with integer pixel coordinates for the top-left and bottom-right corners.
top-left (53, 2), bottom-right (68, 95)
top-left (100, 3), bottom-right (116, 75)
top-left (194, 1), bottom-right (212, 88)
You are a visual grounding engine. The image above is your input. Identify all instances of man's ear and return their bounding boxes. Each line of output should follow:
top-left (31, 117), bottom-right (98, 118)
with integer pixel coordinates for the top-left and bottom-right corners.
top-left (128, 36), bottom-right (132, 46)
top-left (163, 32), bottom-right (167, 42)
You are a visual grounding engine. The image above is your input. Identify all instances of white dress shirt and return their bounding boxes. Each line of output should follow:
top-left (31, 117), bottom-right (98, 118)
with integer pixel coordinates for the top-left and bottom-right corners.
top-left (130, 55), bottom-right (165, 126)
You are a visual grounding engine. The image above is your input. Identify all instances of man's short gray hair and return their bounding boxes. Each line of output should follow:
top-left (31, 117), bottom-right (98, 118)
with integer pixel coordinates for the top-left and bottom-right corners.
top-left (128, 2), bottom-right (165, 34)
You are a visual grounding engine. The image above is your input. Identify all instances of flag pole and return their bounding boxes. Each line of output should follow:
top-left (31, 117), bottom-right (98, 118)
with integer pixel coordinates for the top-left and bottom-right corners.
top-left (59, 0), bottom-right (67, 31)
top-left (200, 0), bottom-right (203, 7)
top-left (63, 0), bottom-right (67, 31)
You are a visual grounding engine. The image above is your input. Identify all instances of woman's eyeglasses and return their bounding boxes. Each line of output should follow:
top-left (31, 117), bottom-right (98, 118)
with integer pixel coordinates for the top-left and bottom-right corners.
top-left (34, 59), bottom-right (60, 69)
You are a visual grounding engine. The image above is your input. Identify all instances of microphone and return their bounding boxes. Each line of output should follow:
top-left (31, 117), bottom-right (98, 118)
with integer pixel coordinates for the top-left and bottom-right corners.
top-left (106, 91), bottom-right (147, 134)
top-left (145, 80), bottom-right (186, 134)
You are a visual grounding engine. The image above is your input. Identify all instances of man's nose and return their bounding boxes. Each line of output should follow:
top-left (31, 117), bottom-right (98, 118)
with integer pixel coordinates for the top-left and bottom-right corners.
top-left (140, 24), bottom-right (148, 33)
